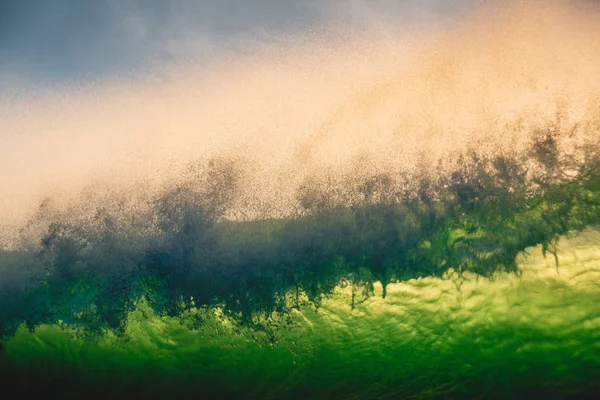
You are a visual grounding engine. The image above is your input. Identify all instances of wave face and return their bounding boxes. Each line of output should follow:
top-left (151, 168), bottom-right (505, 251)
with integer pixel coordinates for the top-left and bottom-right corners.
top-left (1, 1), bottom-right (600, 398)
top-left (2, 229), bottom-right (600, 399)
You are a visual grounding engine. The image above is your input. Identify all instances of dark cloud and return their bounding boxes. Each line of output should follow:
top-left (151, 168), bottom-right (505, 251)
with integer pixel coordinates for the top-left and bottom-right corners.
top-left (1, 1), bottom-right (124, 81)
top-left (0, 0), bottom-right (472, 91)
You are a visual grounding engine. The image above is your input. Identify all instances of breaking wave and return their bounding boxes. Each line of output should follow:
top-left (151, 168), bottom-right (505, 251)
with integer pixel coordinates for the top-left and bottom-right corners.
top-left (1, 1), bottom-right (600, 398)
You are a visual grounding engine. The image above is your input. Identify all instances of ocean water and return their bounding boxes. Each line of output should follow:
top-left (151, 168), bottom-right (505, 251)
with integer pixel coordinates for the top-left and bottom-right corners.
top-left (2, 228), bottom-right (600, 399)
top-left (1, 1), bottom-right (600, 398)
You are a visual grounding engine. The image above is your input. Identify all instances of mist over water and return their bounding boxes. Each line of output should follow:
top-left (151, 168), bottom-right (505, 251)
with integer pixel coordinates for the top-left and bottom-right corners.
top-left (1, 1), bottom-right (600, 398)
top-left (1, 0), bottom-right (597, 228)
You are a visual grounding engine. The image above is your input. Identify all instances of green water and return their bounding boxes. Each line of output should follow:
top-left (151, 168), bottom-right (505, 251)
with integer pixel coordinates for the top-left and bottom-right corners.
top-left (2, 227), bottom-right (599, 399)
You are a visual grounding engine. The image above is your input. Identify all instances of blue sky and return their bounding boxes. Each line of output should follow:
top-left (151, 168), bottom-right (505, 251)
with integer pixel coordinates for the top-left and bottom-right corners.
top-left (0, 0), bottom-right (473, 92)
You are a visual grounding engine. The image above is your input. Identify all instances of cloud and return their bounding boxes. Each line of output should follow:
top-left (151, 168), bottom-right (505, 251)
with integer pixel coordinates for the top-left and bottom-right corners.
top-left (0, 0), bottom-right (475, 89)
top-left (320, 0), bottom-right (476, 22)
